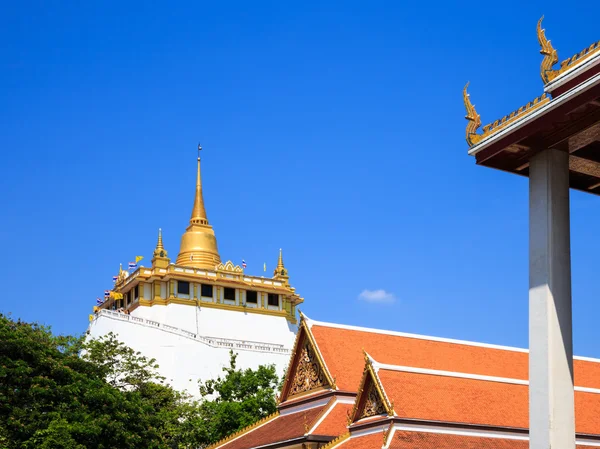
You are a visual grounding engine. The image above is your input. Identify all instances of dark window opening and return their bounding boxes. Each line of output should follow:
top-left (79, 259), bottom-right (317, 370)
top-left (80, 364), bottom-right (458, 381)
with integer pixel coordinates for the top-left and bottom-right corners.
top-left (224, 287), bottom-right (235, 301)
top-left (177, 281), bottom-right (190, 295)
top-left (201, 284), bottom-right (213, 298)
top-left (246, 290), bottom-right (258, 304)
top-left (268, 293), bottom-right (279, 307)
top-left (134, 285), bottom-right (139, 299)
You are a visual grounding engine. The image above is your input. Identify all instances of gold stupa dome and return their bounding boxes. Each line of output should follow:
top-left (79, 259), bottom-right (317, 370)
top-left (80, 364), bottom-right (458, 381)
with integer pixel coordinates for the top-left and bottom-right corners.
top-left (175, 148), bottom-right (221, 269)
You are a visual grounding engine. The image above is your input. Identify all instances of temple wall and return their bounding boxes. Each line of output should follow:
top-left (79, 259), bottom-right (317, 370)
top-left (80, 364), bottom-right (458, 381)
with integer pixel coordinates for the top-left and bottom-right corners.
top-left (87, 312), bottom-right (292, 398)
top-left (131, 303), bottom-right (297, 344)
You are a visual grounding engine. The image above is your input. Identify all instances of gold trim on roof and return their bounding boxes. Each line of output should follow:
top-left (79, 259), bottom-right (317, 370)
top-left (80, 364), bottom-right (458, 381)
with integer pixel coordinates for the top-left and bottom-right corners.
top-left (482, 94), bottom-right (549, 135)
top-left (206, 411), bottom-right (280, 449)
top-left (279, 313), bottom-right (337, 402)
top-left (320, 432), bottom-right (351, 449)
top-left (537, 16), bottom-right (559, 84)
top-left (538, 16), bottom-right (600, 85)
top-left (348, 351), bottom-right (394, 424)
top-left (464, 83), bottom-right (550, 148)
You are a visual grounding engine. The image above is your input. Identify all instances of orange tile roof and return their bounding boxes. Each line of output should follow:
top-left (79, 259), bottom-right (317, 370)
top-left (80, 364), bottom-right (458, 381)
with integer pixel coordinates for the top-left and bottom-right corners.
top-left (312, 401), bottom-right (353, 436)
top-left (327, 431), bottom-right (381, 448)
top-left (390, 431), bottom-right (527, 449)
top-left (216, 404), bottom-right (326, 449)
top-left (309, 322), bottom-right (600, 391)
top-left (332, 429), bottom-right (600, 449)
top-left (376, 368), bottom-right (600, 434)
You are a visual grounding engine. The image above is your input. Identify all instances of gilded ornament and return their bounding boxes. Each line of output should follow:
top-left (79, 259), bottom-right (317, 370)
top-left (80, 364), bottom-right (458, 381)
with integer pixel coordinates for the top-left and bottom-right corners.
top-left (482, 94), bottom-right (549, 136)
top-left (359, 383), bottom-right (386, 419)
top-left (537, 17), bottom-right (600, 84)
top-left (537, 16), bottom-right (559, 84)
top-left (463, 83), bottom-right (482, 147)
top-left (289, 339), bottom-right (328, 396)
top-left (463, 82), bottom-right (550, 148)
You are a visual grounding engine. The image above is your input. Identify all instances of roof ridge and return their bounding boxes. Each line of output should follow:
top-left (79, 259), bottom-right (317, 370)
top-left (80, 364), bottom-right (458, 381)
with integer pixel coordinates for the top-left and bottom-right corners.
top-left (374, 363), bottom-right (600, 393)
top-left (306, 316), bottom-right (600, 363)
top-left (205, 411), bottom-right (280, 449)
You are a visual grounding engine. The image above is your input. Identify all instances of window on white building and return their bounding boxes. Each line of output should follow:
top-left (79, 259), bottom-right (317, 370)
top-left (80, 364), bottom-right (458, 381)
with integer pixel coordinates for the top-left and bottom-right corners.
top-left (201, 284), bottom-right (213, 298)
top-left (177, 281), bottom-right (190, 295)
top-left (267, 293), bottom-right (279, 307)
top-left (246, 290), bottom-right (258, 304)
top-left (224, 287), bottom-right (235, 301)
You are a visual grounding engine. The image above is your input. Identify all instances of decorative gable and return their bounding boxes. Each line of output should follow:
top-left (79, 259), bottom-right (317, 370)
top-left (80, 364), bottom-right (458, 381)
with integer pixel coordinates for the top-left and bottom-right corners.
top-left (289, 337), bottom-right (329, 396)
top-left (349, 352), bottom-right (394, 423)
top-left (359, 381), bottom-right (387, 419)
top-left (280, 316), bottom-right (336, 402)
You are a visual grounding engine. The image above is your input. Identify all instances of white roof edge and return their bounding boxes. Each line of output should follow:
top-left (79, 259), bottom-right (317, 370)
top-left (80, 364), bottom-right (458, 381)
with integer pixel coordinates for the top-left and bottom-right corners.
top-left (544, 51), bottom-right (600, 93)
top-left (375, 363), bottom-right (600, 394)
top-left (307, 317), bottom-right (600, 363)
top-left (467, 71), bottom-right (600, 157)
top-left (390, 423), bottom-right (600, 444)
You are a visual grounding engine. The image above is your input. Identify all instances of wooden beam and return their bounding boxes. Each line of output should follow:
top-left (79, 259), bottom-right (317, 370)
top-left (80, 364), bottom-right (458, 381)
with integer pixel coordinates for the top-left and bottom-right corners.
top-left (568, 122), bottom-right (600, 153)
top-left (569, 155), bottom-right (600, 178)
top-left (541, 107), bottom-right (600, 151)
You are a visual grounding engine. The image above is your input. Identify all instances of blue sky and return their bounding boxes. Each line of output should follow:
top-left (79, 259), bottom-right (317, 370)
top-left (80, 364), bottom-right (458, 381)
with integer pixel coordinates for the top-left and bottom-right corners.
top-left (1, 1), bottom-right (600, 357)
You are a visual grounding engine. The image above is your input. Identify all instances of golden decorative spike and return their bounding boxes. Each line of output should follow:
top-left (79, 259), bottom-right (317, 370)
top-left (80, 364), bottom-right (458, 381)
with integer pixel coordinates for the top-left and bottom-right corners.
top-left (156, 228), bottom-right (164, 250)
top-left (191, 154), bottom-right (209, 225)
top-left (537, 16), bottom-right (558, 84)
top-left (273, 248), bottom-right (289, 280)
top-left (463, 82), bottom-right (482, 147)
top-left (537, 16), bottom-right (559, 84)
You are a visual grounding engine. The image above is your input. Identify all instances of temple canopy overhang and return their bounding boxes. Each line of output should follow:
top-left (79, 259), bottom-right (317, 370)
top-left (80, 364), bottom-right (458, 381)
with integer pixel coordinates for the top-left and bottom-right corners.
top-left (463, 17), bottom-right (600, 449)
top-left (464, 18), bottom-right (600, 195)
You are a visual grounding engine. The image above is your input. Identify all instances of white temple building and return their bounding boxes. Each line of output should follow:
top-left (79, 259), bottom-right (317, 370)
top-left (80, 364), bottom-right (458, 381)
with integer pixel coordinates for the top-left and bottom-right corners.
top-left (87, 151), bottom-right (302, 397)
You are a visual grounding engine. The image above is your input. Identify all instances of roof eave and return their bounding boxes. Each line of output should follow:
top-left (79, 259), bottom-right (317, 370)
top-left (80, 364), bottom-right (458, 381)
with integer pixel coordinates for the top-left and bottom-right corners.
top-left (545, 51), bottom-right (600, 94)
top-left (467, 71), bottom-right (600, 158)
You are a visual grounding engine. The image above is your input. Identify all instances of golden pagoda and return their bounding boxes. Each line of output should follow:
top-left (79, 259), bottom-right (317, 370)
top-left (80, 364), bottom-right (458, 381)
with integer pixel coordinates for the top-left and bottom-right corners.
top-left (98, 146), bottom-right (303, 323)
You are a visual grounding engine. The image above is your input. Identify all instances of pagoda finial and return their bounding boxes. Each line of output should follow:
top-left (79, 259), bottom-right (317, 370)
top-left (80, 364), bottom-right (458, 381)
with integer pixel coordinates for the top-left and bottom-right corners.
top-left (537, 16), bottom-right (559, 84)
top-left (175, 146), bottom-right (221, 269)
top-left (273, 248), bottom-right (289, 282)
top-left (152, 228), bottom-right (170, 268)
top-left (463, 82), bottom-right (482, 147)
top-left (154, 228), bottom-right (167, 258)
top-left (190, 144), bottom-right (209, 225)
top-left (157, 228), bottom-right (164, 250)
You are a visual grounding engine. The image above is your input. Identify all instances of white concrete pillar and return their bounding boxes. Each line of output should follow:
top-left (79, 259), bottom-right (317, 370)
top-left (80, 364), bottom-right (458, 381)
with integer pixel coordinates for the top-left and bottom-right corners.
top-left (529, 149), bottom-right (575, 449)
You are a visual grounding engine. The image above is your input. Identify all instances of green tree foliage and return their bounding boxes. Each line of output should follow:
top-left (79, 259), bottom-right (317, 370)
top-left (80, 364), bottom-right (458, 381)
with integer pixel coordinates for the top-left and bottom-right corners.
top-left (193, 351), bottom-right (279, 444)
top-left (0, 314), bottom-right (281, 448)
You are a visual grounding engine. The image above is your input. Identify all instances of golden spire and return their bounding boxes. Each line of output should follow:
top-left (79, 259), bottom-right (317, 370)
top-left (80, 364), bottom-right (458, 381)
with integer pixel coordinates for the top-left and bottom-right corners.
top-left (176, 145), bottom-right (221, 269)
top-left (152, 228), bottom-right (170, 268)
top-left (537, 16), bottom-right (559, 84)
top-left (273, 248), bottom-right (289, 282)
top-left (191, 155), bottom-right (209, 225)
top-left (157, 228), bottom-right (164, 249)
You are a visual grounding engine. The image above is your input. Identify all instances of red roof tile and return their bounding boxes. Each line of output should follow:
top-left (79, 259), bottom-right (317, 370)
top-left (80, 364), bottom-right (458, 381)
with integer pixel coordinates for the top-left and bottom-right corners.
top-left (216, 404), bottom-right (326, 449)
top-left (376, 368), bottom-right (600, 434)
top-left (310, 322), bottom-right (600, 391)
top-left (390, 431), bottom-right (528, 449)
top-left (328, 431), bottom-right (381, 448)
top-left (312, 401), bottom-right (353, 436)
top-left (332, 429), bottom-right (600, 449)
